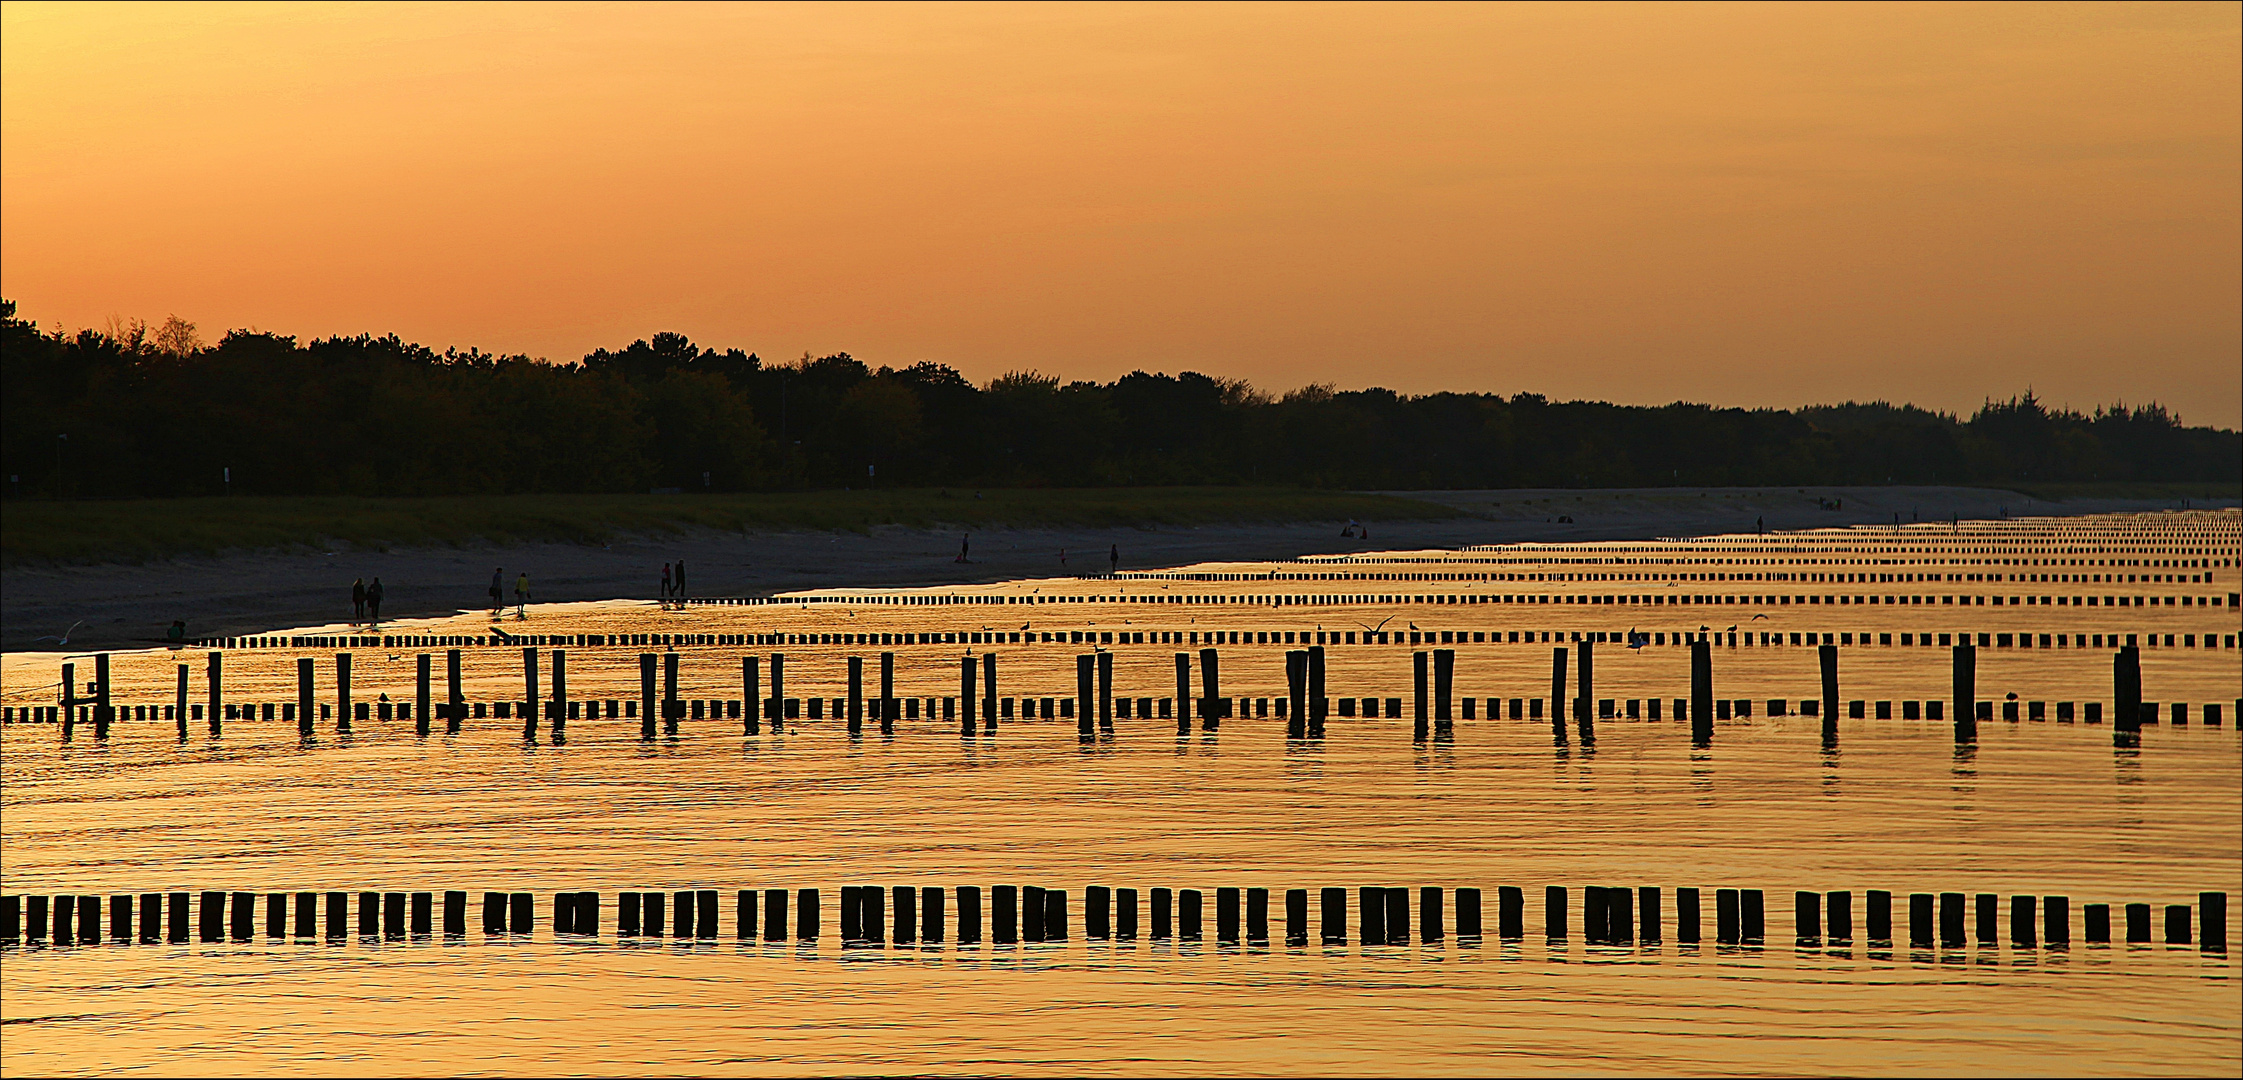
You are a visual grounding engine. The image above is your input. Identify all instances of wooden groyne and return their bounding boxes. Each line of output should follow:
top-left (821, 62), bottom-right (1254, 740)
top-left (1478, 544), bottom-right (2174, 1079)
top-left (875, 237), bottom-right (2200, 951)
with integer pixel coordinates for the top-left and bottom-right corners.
top-left (2, 885), bottom-right (2224, 954)
top-left (11, 647), bottom-right (2234, 750)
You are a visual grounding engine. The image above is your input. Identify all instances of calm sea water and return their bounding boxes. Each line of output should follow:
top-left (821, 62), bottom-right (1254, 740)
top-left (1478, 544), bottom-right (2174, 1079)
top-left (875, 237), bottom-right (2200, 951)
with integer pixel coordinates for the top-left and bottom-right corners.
top-left (4, 513), bottom-right (2237, 1075)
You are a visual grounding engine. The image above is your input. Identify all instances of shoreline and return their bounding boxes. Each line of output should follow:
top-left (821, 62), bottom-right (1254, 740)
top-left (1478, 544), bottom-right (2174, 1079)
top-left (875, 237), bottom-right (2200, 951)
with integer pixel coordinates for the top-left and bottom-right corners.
top-left (3, 484), bottom-right (2228, 652)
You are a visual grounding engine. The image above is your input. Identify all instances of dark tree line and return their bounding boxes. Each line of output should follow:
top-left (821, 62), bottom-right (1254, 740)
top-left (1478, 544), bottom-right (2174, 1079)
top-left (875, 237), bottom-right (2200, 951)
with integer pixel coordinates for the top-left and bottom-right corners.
top-left (3, 300), bottom-right (2234, 498)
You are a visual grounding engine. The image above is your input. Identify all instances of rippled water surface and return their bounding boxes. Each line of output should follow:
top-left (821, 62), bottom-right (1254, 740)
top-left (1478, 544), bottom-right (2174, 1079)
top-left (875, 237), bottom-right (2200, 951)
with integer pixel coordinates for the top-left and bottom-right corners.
top-left (4, 513), bottom-right (2238, 1075)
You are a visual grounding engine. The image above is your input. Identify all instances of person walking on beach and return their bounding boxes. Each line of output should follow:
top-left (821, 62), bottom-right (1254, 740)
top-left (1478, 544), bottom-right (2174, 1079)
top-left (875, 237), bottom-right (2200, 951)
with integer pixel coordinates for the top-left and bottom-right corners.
top-left (515, 572), bottom-right (530, 619)
top-left (661, 562), bottom-right (673, 605)
top-left (1109, 544), bottom-right (1119, 577)
top-left (675, 559), bottom-right (687, 601)
top-left (352, 578), bottom-right (366, 623)
top-left (956, 534), bottom-right (970, 564)
top-left (489, 568), bottom-right (504, 617)
top-left (366, 577), bottom-right (383, 623)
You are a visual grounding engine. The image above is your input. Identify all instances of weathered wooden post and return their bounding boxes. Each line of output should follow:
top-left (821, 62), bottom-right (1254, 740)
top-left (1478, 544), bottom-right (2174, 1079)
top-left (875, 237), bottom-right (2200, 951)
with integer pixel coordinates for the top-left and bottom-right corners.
top-left (1549, 647), bottom-right (1568, 742)
top-left (1576, 640), bottom-right (1594, 743)
top-left (446, 649), bottom-right (464, 734)
top-left (1413, 651), bottom-right (1430, 742)
top-left (744, 655), bottom-right (762, 735)
top-left (1308, 645), bottom-right (1327, 738)
top-left (879, 652), bottom-right (895, 736)
top-left (1286, 650), bottom-right (1307, 739)
top-left (521, 647), bottom-right (539, 739)
top-left (1199, 648), bottom-right (1221, 731)
top-left (639, 653), bottom-right (658, 738)
top-left (551, 649), bottom-right (568, 738)
top-left (983, 651), bottom-right (998, 735)
top-left (415, 654), bottom-right (432, 736)
top-left (1434, 648), bottom-right (1454, 738)
top-left (336, 652), bottom-right (353, 734)
top-left (1174, 653), bottom-right (1193, 735)
top-left (1954, 643), bottom-right (1978, 743)
top-left (769, 653), bottom-right (786, 733)
top-left (1076, 655), bottom-right (1095, 738)
top-left (959, 655), bottom-right (978, 737)
top-left (175, 664), bottom-right (190, 740)
top-left (94, 653), bottom-right (112, 739)
top-left (1690, 640), bottom-right (1713, 746)
top-left (207, 651), bottom-right (224, 736)
top-left (1819, 644), bottom-right (1839, 738)
top-left (296, 658), bottom-right (315, 736)
top-left (847, 656), bottom-right (864, 736)
top-left (59, 660), bottom-right (77, 740)
top-left (663, 652), bottom-right (682, 736)
top-left (1097, 650), bottom-right (1114, 735)
top-left (2113, 645), bottom-right (2141, 736)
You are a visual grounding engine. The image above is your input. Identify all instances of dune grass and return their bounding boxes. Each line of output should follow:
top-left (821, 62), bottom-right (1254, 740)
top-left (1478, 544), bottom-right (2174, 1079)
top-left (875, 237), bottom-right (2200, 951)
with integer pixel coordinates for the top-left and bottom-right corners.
top-left (0, 487), bottom-right (1459, 566)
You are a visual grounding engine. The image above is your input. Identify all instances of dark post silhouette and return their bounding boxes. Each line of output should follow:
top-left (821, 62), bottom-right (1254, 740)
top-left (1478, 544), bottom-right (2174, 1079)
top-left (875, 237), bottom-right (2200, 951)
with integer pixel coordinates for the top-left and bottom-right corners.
top-left (662, 651), bottom-right (680, 736)
top-left (1413, 650), bottom-right (1430, 742)
top-left (296, 658), bottom-right (314, 736)
top-left (1076, 654), bottom-right (1095, 738)
top-left (1549, 647), bottom-right (1568, 742)
top-left (1690, 640), bottom-right (1714, 746)
top-left (1819, 643), bottom-right (1839, 740)
top-left (415, 654), bottom-right (432, 736)
top-left (1097, 650), bottom-right (1114, 735)
top-left (1954, 643), bottom-right (1977, 743)
top-left (879, 652), bottom-right (895, 735)
top-left (1174, 653), bottom-right (1192, 735)
top-left (847, 655), bottom-right (863, 736)
top-left (336, 652), bottom-right (352, 734)
top-left (521, 648), bottom-right (539, 739)
top-left (446, 649), bottom-right (464, 734)
top-left (743, 655), bottom-right (762, 735)
top-left (959, 655), bottom-right (978, 737)
top-left (1199, 648), bottom-right (1221, 731)
top-left (2113, 645), bottom-right (2141, 735)
top-left (1575, 639), bottom-right (1595, 743)
top-left (207, 651), bottom-right (224, 736)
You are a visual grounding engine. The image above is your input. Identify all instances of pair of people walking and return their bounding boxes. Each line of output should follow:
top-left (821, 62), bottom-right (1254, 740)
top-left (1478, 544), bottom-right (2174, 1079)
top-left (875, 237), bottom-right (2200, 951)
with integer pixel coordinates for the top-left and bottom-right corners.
top-left (660, 559), bottom-right (688, 606)
top-left (490, 568), bottom-right (529, 619)
top-left (350, 577), bottom-right (385, 623)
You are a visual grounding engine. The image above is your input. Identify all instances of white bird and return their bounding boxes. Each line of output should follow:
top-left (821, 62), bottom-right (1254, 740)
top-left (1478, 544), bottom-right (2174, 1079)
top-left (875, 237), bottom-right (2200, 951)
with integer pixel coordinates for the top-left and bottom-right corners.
top-left (32, 620), bottom-right (85, 646)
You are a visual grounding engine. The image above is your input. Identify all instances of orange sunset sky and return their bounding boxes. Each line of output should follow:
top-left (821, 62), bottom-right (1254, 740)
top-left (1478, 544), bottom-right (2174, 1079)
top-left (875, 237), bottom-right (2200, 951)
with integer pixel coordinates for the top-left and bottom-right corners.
top-left (4, 2), bottom-right (2237, 426)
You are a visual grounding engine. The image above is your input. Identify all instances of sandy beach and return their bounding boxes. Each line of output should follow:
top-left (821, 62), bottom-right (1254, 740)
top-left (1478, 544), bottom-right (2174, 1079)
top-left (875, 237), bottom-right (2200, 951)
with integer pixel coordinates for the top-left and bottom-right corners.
top-left (2, 484), bottom-right (2226, 652)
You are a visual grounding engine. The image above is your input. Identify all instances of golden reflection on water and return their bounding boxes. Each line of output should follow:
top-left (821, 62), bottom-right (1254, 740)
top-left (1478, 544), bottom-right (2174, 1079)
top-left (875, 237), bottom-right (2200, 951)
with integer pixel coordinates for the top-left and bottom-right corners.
top-left (2, 513), bottom-right (2237, 1075)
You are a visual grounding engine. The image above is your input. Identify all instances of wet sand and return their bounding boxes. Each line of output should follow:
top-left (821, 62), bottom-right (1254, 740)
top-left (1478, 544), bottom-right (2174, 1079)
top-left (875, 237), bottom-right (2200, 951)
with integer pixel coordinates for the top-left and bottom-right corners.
top-left (3, 485), bottom-right (2224, 651)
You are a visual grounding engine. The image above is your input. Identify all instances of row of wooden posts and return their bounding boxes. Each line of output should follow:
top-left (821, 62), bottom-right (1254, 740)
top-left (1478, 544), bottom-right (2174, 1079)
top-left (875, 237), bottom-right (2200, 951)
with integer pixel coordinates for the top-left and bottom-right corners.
top-left (23, 643), bottom-right (2225, 747)
top-left (2, 887), bottom-right (2225, 952)
top-left (195, 626), bottom-right (2241, 654)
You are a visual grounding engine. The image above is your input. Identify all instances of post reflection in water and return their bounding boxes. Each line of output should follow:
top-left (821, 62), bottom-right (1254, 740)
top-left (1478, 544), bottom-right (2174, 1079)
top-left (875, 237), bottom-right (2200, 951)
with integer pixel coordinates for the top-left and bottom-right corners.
top-left (3, 510), bottom-right (2239, 1074)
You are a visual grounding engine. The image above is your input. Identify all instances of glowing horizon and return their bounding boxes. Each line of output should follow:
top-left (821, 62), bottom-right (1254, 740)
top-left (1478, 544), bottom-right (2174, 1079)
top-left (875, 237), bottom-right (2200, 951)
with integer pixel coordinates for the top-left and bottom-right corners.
top-left (4, 2), bottom-right (2237, 425)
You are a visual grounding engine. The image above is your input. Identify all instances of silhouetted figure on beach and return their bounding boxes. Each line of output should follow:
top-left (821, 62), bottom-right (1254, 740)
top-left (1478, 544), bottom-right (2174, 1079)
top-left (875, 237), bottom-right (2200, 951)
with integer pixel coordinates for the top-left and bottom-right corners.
top-left (1110, 544), bottom-right (1118, 576)
top-left (366, 578), bottom-right (383, 622)
top-left (676, 559), bottom-right (687, 600)
top-left (352, 578), bottom-right (366, 622)
top-left (661, 562), bottom-right (672, 605)
top-left (957, 534), bottom-right (970, 563)
top-left (489, 568), bottom-right (504, 616)
top-left (515, 572), bottom-right (530, 619)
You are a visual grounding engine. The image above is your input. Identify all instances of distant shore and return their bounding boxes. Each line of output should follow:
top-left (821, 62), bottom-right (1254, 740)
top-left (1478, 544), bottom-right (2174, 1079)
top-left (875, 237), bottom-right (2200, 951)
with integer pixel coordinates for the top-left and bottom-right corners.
top-left (2, 484), bottom-right (2230, 652)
